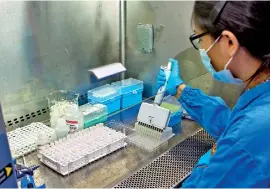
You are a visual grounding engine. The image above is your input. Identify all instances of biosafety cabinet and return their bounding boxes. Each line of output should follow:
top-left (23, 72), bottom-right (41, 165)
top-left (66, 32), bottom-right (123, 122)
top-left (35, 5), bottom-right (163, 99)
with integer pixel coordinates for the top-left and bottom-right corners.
top-left (0, 1), bottom-right (240, 188)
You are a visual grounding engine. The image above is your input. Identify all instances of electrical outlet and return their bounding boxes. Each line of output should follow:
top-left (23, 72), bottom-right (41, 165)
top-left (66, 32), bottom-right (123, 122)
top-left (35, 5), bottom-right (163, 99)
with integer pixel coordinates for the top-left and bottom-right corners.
top-left (136, 24), bottom-right (154, 53)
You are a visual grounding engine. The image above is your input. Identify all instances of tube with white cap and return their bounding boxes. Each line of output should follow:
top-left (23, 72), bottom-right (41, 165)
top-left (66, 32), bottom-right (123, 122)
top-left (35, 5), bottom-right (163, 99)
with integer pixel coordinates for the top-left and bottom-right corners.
top-left (154, 62), bottom-right (172, 105)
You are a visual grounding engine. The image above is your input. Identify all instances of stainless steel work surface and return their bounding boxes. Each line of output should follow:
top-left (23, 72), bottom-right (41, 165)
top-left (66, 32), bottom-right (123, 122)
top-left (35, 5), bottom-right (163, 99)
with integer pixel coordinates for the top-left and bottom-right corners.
top-left (115, 129), bottom-right (215, 188)
top-left (18, 119), bottom-right (201, 188)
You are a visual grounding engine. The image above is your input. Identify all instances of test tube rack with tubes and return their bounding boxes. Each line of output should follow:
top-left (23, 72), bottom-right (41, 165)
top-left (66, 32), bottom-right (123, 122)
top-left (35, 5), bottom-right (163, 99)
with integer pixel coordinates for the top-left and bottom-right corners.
top-left (7, 122), bottom-right (55, 158)
top-left (39, 123), bottom-right (127, 176)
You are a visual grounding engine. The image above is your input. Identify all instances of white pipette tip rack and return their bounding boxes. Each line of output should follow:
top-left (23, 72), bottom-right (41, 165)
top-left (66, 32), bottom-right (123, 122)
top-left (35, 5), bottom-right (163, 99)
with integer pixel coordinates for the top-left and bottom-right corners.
top-left (40, 123), bottom-right (127, 176)
top-left (127, 102), bottom-right (174, 152)
top-left (128, 124), bottom-right (174, 152)
top-left (7, 122), bottom-right (55, 158)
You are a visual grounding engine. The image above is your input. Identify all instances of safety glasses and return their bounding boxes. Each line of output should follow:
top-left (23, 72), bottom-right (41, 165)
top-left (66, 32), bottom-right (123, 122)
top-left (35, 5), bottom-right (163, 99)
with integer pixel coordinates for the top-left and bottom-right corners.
top-left (189, 31), bottom-right (208, 50)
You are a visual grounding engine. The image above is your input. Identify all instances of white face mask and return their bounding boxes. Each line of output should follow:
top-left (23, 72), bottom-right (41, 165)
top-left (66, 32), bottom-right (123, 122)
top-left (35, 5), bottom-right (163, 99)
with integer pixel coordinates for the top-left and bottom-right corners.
top-left (199, 35), bottom-right (244, 85)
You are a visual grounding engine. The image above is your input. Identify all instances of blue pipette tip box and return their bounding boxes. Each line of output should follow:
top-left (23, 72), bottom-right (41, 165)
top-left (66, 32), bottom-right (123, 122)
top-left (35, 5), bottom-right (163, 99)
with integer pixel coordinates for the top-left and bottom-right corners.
top-left (112, 78), bottom-right (144, 109)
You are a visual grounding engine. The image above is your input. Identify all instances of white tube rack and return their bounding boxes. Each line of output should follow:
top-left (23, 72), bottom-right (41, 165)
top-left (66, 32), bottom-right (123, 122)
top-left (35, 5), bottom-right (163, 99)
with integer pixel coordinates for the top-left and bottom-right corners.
top-left (40, 123), bottom-right (127, 175)
top-left (7, 122), bottom-right (54, 158)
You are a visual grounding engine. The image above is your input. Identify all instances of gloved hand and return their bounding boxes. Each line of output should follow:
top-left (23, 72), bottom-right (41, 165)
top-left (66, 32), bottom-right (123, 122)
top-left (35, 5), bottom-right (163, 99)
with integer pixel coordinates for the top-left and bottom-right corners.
top-left (156, 58), bottom-right (184, 96)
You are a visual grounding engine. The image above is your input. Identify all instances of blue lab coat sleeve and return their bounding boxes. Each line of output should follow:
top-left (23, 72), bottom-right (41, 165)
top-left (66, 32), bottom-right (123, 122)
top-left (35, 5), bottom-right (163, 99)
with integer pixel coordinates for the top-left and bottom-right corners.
top-left (178, 86), bottom-right (231, 140)
top-left (182, 81), bottom-right (270, 188)
top-left (182, 135), bottom-right (269, 188)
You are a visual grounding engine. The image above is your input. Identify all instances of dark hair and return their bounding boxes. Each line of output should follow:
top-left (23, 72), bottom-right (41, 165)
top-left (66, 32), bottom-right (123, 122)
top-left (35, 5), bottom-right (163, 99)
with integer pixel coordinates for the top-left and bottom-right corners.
top-left (193, 1), bottom-right (270, 74)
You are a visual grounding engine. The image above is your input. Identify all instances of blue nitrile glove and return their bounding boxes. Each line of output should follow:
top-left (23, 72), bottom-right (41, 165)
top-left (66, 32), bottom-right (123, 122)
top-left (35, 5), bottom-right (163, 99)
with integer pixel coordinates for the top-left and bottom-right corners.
top-left (156, 58), bottom-right (184, 96)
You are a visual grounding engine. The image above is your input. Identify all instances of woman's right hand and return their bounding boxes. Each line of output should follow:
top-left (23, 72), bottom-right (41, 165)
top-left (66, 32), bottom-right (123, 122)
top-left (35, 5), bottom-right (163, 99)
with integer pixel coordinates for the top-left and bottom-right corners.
top-left (156, 58), bottom-right (184, 96)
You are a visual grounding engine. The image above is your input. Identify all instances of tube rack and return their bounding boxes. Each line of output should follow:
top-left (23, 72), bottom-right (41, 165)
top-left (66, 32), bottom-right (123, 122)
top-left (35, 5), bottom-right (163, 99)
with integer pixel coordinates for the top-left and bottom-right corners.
top-left (7, 122), bottom-right (55, 158)
top-left (40, 123), bottom-right (127, 175)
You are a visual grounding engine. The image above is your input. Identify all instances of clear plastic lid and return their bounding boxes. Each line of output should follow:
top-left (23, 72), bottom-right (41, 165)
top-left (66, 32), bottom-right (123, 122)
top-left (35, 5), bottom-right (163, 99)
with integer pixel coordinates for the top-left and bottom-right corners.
top-left (88, 84), bottom-right (121, 103)
top-left (111, 78), bottom-right (143, 94)
top-left (80, 103), bottom-right (107, 116)
top-left (79, 103), bottom-right (108, 122)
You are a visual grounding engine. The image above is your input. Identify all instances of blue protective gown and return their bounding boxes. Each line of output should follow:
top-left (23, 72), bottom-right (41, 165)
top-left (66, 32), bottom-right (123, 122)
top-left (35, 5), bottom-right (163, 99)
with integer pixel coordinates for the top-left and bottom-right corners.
top-left (179, 81), bottom-right (270, 188)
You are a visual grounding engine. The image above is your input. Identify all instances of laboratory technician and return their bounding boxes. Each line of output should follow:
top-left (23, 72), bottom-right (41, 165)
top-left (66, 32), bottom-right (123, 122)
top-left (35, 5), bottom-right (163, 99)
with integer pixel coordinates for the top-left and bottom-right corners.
top-left (156, 1), bottom-right (270, 187)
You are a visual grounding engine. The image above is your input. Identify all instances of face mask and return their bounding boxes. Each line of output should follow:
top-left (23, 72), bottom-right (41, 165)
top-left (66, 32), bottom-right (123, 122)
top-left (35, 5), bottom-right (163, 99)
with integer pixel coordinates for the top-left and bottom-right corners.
top-left (199, 36), bottom-right (243, 85)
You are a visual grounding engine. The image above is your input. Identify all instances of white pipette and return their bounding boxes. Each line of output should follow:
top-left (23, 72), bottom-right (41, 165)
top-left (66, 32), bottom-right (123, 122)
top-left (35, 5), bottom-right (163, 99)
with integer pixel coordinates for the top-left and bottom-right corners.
top-left (154, 62), bottom-right (172, 105)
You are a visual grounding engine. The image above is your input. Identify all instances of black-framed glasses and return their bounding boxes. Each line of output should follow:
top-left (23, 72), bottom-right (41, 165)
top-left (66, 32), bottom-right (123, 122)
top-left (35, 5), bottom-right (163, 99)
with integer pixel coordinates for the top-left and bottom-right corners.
top-left (189, 31), bottom-right (209, 50)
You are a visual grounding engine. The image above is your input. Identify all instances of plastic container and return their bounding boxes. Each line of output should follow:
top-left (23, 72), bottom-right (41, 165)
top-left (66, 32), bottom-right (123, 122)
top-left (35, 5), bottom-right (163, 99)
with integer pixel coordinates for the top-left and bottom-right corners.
top-left (47, 90), bottom-right (79, 128)
top-left (88, 84), bottom-right (121, 114)
top-left (40, 124), bottom-right (127, 175)
top-left (37, 133), bottom-right (50, 159)
top-left (65, 105), bottom-right (84, 134)
top-left (160, 96), bottom-right (183, 127)
top-left (79, 103), bottom-right (108, 128)
top-left (168, 109), bottom-right (183, 127)
top-left (55, 118), bottom-right (69, 139)
top-left (111, 78), bottom-right (143, 109)
top-left (7, 122), bottom-right (55, 158)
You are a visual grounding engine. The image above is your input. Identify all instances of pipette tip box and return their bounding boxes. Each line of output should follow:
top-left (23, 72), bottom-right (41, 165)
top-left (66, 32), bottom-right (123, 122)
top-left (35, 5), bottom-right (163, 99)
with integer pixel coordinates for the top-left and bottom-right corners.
top-left (160, 96), bottom-right (183, 127)
top-left (79, 103), bottom-right (108, 128)
top-left (87, 84), bottom-right (121, 114)
top-left (112, 78), bottom-right (143, 109)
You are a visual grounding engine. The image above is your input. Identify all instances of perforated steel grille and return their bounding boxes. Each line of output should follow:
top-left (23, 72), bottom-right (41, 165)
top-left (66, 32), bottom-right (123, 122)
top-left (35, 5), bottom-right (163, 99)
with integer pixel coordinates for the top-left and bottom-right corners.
top-left (115, 129), bottom-right (215, 188)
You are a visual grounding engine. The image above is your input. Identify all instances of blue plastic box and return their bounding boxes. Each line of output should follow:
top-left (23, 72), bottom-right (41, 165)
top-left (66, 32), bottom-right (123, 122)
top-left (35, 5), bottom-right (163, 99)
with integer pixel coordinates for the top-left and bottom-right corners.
top-left (169, 108), bottom-right (183, 127)
top-left (160, 96), bottom-right (183, 127)
top-left (112, 78), bottom-right (144, 109)
top-left (87, 84), bottom-right (121, 114)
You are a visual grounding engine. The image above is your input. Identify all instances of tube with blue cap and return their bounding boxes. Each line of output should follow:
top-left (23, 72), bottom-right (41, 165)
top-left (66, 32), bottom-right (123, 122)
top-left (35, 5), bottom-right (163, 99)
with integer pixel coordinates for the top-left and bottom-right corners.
top-left (154, 62), bottom-right (172, 105)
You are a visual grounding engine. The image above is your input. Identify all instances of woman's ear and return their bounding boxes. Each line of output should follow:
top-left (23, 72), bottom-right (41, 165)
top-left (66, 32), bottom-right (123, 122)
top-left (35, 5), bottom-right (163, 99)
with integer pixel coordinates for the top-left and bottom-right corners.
top-left (221, 30), bottom-right (240, 57)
